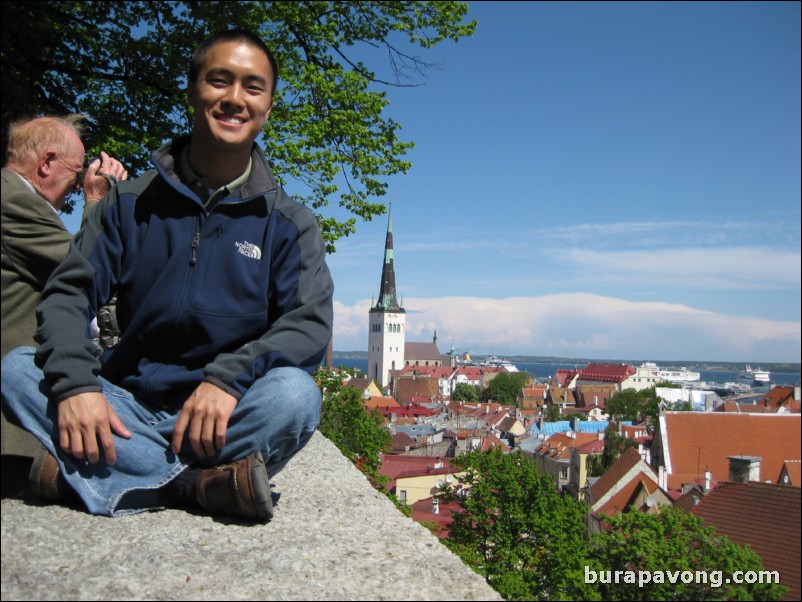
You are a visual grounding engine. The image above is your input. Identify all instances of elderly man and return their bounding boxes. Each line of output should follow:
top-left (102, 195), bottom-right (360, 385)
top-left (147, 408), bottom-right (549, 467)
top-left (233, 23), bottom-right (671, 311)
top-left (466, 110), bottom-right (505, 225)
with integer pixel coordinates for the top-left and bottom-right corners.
top-left (1, 115), bottom-right (127, 493)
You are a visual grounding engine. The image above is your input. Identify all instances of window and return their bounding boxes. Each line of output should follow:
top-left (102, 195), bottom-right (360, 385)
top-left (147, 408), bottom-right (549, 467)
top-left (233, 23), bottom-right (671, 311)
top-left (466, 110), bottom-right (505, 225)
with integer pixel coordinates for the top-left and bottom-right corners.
top-left (560, 467), bottom-right (568, 480)
top-left (399, 490), bottom-right (407, 502)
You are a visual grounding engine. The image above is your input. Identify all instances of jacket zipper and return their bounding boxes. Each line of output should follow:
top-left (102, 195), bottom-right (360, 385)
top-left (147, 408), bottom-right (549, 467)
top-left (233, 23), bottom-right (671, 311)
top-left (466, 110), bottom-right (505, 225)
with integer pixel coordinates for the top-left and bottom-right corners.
top-left (189, 231), bottom-right (200, 266)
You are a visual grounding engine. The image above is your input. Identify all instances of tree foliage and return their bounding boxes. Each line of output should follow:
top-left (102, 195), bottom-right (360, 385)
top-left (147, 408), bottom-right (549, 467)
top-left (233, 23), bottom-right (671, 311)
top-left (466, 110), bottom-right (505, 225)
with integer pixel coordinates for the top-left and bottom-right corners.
top-left (443, 449), bottom-right (786, 601)
top-left (0, 1), bottom-right (475, 249)
top-left (452, 382), bottom-right (479, 402)
top-left (605, 388), bottom-right (654, 422)
top-left (480, 371), bottom-right (533, 406)
top-left (315, 366), bottom-right (392, 481)
top-left (600, 425), bottom-right (637, 471)
top-left (585, 452), bottom-right (606, 478)
top-left (442, 449), bottom-right (600, 601)
top-left (589, 507), bottom-right (787, 601)
top-left (542, 402), bottom-right (562, 422)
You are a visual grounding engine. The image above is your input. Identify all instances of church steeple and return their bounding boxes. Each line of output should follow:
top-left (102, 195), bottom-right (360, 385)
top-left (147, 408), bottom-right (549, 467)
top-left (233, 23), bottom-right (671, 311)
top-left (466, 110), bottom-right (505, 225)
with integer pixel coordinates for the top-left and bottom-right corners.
top-left (372, 208), bottom-right (404, 313)
top-left (368, 206), bottom-right (406, 390)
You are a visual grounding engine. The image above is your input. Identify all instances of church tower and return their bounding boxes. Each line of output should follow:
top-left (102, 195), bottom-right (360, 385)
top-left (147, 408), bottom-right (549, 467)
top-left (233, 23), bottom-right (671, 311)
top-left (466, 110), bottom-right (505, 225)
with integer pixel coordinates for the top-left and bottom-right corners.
top-left (368, 209), bottom-right (405, 389)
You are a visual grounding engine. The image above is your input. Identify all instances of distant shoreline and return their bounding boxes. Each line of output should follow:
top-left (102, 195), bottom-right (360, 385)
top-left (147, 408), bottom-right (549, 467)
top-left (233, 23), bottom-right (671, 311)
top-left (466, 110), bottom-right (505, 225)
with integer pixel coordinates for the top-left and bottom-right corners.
top-left (330, 352), bottom-right (800, 374)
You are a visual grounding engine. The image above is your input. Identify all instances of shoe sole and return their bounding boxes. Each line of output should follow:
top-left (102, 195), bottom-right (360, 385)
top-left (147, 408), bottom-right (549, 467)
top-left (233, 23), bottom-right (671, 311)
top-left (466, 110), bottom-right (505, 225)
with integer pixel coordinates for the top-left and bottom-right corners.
top-left (246, 451), bottom-right (274, 522)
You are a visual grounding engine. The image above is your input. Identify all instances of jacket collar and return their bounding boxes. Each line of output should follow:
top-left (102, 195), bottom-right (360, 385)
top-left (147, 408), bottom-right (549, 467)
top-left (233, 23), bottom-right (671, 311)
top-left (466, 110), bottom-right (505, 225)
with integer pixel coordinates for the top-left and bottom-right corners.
top-left (151, 135), bottom-right (278, 210)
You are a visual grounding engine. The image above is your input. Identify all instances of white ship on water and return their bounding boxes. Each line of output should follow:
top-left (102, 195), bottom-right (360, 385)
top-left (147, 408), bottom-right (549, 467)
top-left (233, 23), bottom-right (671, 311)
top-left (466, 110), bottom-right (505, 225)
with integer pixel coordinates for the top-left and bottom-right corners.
top-left (641, 362), bottom-right (700, 382)
top-left (480, 355), bottom-right (519, 372)
top-left (459, 353), bottom-right (519, 372)
top-left (736, 365), bottom-right (771, 385)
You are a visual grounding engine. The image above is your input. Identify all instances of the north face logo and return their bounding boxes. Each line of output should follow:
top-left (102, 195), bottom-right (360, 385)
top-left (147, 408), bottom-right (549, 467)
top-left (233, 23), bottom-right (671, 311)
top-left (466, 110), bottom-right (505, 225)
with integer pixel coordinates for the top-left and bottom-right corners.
top-left (234, 241), bottom-right (262, 260)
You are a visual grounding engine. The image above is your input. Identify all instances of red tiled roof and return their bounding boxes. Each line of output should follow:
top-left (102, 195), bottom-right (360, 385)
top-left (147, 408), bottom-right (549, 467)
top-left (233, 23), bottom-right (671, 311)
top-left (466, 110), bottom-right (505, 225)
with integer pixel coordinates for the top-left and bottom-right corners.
top-left (496, 415), bottom-right (521, 432)
top-left (379, 455), bottom-right (451, 480)
top-left (395, 465), bottom-right (461, 480)
top-left (692, 481), bottom-right (801, 601)
top-left (410, 496), bottom-right (462, 538)
top-left (396, 365), bottom-right (454, 379)
top-left (576, 384), bottom-right (617, 406)
top-left (454, 366), bottom-right (506, 379)
top-left (481, 432), bottom-right (509, 451)
top-left (658, 413), bottom-right (801, 490)
top-left (621, 424), bottom-right (648, 439)
top-left (759, 386), bottom-right (799, 411)
top-left (588, 447), bottom-right (649, 504)
top-left (455, 366), bottom-right (484, 379)
top-left (579, 363), bottom-right (636, 383)
top-left (363, 396), bottom-right (400, 410)
top-left (473, 403), bottom-right (504, 418)
top-left (392, 432), bottom-right (416, 451)
top-left (554, 369), bottom-right (579, 387)
top-left (446, 401), bottom-right (478, 416)
top-left (713, 401), bottom-right (771, 413)
top-left (549, 386), bottom-right (577, 405)
top-left (535, 432), bottom-right (599, 460)
top-left (596, 475), bottom-right (660, 516)
top-left (574, 438), bottom-right (606, 454)
top-left (345, 377), bottom-right (376, 391)
top-left (521, 386), bottom-right (548, 397)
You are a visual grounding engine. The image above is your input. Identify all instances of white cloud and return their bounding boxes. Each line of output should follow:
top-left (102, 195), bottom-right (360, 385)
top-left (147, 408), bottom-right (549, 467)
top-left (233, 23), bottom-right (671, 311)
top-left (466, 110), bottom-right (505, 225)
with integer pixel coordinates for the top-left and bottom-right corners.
top-left (553, 246), bottom-right (801, 289)
top-left (333, 293), bottom-right (801, 362)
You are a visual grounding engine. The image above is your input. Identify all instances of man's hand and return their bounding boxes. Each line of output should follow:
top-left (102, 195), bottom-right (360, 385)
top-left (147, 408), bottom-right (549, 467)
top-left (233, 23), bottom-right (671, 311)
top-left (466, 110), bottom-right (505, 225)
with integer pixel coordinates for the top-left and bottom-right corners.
top-left (82, 151), bottom-right (128, 202)
top-left (57, 391), bottom-right (132, 465)
top-left (171, 382), bottom-right (238, 458)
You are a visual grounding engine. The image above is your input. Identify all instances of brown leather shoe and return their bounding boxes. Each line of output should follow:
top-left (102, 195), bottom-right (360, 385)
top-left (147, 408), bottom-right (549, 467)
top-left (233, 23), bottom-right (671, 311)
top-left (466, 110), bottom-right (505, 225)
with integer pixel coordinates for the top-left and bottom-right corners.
top-left (195, 451), bottom-right (273, 522)
top-left (28, 447), bottom-right (67, 502)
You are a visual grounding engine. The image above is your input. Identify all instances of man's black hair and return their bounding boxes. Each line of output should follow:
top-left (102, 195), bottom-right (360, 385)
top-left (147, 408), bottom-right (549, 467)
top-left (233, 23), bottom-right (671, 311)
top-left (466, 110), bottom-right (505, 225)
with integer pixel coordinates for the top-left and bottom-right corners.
top-left (189, 29), bottom-right (279, 95)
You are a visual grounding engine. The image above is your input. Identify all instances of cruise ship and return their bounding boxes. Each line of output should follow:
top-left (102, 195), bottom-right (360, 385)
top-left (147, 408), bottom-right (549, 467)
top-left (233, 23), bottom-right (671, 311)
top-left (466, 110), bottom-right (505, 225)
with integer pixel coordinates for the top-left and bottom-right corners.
top-left (479, 355), bottom-right (519, 372)
top-left (736, 365), bottom-right (771, 385)
top-left (457, 354), bottom-right (520, 372)
top-left (640, 362), bottom-right (700, 382)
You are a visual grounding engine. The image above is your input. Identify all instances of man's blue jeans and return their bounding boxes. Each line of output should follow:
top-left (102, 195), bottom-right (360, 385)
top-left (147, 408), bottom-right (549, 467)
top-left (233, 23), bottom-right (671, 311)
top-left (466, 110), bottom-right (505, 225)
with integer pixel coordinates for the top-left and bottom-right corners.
top-left (1, 347), bottom-right (321, 516)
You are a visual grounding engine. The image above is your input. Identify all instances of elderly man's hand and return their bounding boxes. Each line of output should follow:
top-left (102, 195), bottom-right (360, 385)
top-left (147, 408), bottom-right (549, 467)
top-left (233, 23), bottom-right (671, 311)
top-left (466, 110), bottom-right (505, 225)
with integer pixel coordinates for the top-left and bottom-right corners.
top-left (83, 151), bottom-right (128, 202)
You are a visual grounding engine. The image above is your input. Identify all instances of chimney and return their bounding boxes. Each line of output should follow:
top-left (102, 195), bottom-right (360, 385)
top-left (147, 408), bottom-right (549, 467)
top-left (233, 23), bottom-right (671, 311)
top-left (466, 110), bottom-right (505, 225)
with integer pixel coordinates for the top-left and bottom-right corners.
top-left (432, 499), bottom-right (440, 515)
top-left (704, 467), bottom-right (712, 492)
top-left (795, 386), bottom-right (801, 401)
top-left (728, 456), bottom-right (761, 483)
top-left (597, 431), bottom-right (604, 440)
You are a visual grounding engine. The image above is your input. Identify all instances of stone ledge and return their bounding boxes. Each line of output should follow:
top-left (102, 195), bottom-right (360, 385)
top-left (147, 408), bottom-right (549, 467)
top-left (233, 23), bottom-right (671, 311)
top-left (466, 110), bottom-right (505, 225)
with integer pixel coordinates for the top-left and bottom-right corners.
top-left (1, 431), bottom-right (501, 601)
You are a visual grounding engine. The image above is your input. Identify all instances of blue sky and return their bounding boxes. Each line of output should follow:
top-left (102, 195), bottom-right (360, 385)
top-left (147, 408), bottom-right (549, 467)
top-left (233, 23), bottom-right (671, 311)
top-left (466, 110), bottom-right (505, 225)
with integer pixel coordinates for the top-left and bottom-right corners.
top-left (63, 1), bottom-right (801, 363)
top-left (326, 1), bottom-right (801, 363)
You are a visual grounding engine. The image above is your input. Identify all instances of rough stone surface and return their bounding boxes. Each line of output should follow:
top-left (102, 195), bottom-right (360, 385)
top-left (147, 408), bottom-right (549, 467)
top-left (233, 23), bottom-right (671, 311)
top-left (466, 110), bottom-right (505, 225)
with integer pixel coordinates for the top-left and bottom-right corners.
top-left (1, 431), bottom-right (501, 601)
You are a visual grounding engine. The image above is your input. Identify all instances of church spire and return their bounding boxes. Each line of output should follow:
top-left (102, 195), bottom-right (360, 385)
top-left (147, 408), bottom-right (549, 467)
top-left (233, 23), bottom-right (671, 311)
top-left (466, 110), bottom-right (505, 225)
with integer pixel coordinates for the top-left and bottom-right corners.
top-left (372, 207), bottom-right (404, 313)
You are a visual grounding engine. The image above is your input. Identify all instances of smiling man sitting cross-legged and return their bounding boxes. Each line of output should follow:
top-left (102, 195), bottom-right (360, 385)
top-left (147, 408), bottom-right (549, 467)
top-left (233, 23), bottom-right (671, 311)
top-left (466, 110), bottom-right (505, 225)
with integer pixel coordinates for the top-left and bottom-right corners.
top-left (2, 29), bottom-right (333, 522)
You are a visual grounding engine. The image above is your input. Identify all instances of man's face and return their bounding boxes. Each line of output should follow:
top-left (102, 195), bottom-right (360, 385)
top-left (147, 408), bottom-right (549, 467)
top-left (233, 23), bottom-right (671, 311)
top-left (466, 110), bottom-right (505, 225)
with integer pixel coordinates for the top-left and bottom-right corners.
top-left (188, 40), bottom-right (274, 154)
top-left (40, 131), bottom-right (85, 210)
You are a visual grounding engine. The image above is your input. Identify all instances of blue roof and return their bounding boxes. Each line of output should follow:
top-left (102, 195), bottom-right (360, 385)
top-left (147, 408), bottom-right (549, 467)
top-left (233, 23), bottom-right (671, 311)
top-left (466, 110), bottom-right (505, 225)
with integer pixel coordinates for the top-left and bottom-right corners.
top-left (527, 419), bottom-right (633, 436)
top-left (528, 421), bottom-right (571, 436)
top-left (394, 424), bottom-right (437, 437)
top-left (574, 421), bottom-right (609, 433)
